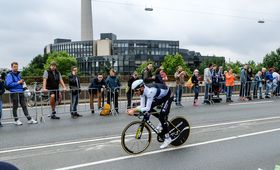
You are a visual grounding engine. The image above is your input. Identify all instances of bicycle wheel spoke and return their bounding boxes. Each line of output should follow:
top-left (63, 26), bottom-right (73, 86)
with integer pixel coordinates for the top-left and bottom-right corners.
top-left (121, 121), bottom-right (151, 154)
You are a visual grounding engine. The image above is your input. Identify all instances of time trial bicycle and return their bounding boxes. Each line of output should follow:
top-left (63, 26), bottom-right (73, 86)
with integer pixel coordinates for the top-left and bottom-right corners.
top-left (121, 111), bottom-right (190, 154)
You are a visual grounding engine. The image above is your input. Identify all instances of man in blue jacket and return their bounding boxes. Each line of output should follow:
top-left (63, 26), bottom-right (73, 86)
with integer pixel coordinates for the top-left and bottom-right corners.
top-left (0, 74), bottom-right (5, 127)
top-left (265, 68), bottom-right (275, 98)
top-left (106, 69), bottom-right (121, 114)
top-left (5, 62), bottom-right (37, 125)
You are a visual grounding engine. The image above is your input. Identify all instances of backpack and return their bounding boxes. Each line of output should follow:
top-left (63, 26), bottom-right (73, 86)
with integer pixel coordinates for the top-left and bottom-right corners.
top-left (100, 103), bottom-right (111, 116)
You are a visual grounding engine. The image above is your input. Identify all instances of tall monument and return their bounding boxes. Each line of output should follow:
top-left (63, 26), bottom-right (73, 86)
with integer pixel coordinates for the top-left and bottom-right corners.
top-left (81, 0), bottom-right (93, 41)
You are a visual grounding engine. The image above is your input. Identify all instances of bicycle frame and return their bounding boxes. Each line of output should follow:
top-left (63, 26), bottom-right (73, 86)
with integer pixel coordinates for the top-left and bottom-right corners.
top-left (135, 112), bottom-right (182, 136)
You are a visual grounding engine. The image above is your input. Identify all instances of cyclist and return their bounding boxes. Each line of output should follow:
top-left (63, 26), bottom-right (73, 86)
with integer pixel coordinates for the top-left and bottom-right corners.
top-left (127, 79), bottom-right (173, 149)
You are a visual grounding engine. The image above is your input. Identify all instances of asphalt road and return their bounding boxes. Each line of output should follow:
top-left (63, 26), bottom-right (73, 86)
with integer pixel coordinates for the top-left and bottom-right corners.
top-left (1, 97), bottom-right (280, 170)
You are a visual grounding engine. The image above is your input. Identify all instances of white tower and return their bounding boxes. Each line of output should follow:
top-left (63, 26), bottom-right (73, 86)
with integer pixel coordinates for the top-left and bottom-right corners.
top-left (81, 0), bottom-right (93, 41)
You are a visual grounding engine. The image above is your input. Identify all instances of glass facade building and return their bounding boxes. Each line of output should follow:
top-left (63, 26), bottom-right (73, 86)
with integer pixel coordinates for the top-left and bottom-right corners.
top-left (45, 33), bottom-right (224, 75)
top-left (45, 39), bottom-right (94, 58)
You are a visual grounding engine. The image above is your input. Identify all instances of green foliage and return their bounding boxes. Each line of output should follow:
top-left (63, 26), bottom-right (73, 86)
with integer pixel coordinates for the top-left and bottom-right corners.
top-left (199, 56), bottom-right (225, 74)
top-left (225, 61), bottom-right (243, 75)
top-left (44, 51), bottom-right (77, 76)
top-left (263, 48), bottom-right (280, 71)
top-left (161, 53), bottom-right (191, 76)
top-left (22, 54), bottom-right (48, 76)
top-left (135, 60), bottom-right (154, 75)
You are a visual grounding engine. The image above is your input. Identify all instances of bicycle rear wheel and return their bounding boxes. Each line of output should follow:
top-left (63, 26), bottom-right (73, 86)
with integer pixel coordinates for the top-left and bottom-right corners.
top-left (121, 121), bottom-right (151, 154)
top-left (169, 116), bottom-right (190, 146)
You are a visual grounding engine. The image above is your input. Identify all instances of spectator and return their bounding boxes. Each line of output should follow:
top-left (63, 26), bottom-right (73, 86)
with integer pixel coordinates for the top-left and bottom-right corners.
top-left (0, 75), bottom-right (5, 127)
top-left (225, 68), bottom-right (235, 102)
top-left (88, 73), bottom-right (106, 114)
top-left (211, 65), bottom-right (221, 98)
top-left (239, 64), bottom-right (248, 101)
top-left (142, 63), bottom-right (155, 84)
top-left (160, 68), bottom-right (168, 83)
top-left (218, 66), bottom-right (226, 93)
top-left (191, 69), bottom-right (199, 106)
top-left (126, 71), bottom-right (138, 109)
top-left (174, 66), bottom-right (187, 106)
top-left (5, 62), bottom-right (37, 125)
top-left (155, 65), bottom-right (168, 85)
top-left (106, 69), bottom-right (121, 114)
top-left (265, 68), bottom-right (274, 98)
top-left (246, 67), bottom-right (253, 100)
top-left (203, 63), bottom-right (213, 103)
top-left (272, 69), bottom-right (279, 96)
top-left (68, 66), bottom-right (82, 119)
top-left (43, 61), bottom-right (66, 119)
top-left (261, 67), bottom-right (267, 93)
top-left (253, 71), bottom-right (263, 99)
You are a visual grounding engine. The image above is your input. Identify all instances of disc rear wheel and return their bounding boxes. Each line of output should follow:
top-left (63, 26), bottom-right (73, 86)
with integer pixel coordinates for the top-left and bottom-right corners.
top-left (168, 117), bottom-right (190, 146)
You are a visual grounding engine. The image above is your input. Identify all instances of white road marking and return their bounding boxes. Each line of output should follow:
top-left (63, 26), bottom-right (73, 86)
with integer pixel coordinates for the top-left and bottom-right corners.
top-left (192, 116), bottom-right (280, 129)
top-left (1, 115), bottom-right (280, 154)
top-left (54, 127), bottom-right (280, 170)
top-left (228, 101), bottom-right (273, 106)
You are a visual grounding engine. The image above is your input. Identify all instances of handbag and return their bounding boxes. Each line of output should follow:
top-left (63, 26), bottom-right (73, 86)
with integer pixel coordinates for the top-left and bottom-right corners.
top-left (185, 77), bottom-right (193, 89)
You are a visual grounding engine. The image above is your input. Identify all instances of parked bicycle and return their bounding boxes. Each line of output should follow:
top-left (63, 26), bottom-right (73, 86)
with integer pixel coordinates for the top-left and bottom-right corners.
top-left (121, 111), bottom-right (190, 154)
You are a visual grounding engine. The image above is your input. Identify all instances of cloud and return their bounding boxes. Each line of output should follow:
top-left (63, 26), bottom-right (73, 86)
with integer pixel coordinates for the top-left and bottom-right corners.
top-left (0, 0), bottom-right (280, 69)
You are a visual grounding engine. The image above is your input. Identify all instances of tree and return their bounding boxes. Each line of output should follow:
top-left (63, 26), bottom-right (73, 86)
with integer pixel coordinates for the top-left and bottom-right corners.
top-left (22, 54), bottom-right (48, 76)
top-left (135, 60), bottom-right (154, 75)
top-left (44, 51), bottom-right (77, 76)
top-left (161, 53), bottom-right (191, 76)
top-left (225, 61), bottom-right (243, 75)
top-left (263, 48), bottom-right (280, 71)
top-left (199, 56), bottom-right (225, 74)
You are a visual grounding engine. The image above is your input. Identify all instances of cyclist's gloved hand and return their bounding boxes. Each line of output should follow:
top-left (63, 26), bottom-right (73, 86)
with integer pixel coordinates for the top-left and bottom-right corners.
top-left (143, 112), bottom-right (150, 120)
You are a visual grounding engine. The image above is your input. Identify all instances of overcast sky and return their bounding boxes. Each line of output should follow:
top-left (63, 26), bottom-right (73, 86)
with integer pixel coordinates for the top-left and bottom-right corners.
top-left (0, 0), bottom-right (280, 69)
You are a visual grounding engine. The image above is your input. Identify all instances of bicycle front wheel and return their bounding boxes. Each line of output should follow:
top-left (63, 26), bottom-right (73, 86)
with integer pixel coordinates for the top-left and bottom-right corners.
top-left (121, 121), bottom-right (151, 154)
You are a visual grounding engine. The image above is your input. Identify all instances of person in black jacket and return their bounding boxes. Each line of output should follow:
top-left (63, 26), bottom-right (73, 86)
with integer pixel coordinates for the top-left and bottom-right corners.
top-left (43, 61), bottom-right (66, 119)
top-left (142, 63), bottom-right (155, 84)
top-left (88, 73), bottom-right (106, 114)
top-left (126, 71), bottom-right (138, 109)
top-left (191, 69), bottom-right (200, 106)
top-left (68, 66), bottom-right (82, 118)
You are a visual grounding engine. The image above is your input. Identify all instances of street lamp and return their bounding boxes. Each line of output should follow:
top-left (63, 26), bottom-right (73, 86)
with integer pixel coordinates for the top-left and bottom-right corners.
top-left (145, 6), bottom-right (153, 11)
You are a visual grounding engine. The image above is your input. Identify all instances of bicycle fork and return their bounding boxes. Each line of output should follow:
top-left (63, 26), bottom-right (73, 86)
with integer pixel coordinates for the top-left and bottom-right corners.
top-left (135, 123), bottom-right (145, 139)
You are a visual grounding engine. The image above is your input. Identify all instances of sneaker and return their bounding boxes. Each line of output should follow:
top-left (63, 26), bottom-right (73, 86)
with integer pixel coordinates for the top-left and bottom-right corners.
top-left (176, 103), bottom-right (183, 107)
top-left (265, 96), bottom-right (270, 99)
top-left (91, 110), bottom-right (95, 114)
top-left (14, 120), bottom-right (23, 126)
top-left (27, 119), bottom-right (38, 124)
top-left (51, 115), bottom-right (60, 119)
top-left (75, 113), bottom-right (83, 117)
top-left (0, 122), bottom-right (3, 127)
top-left (71, 113), bottom-right (78, 119)
top-left (160, 137), bottom-right (172, 149)
top-left (98, 107), bottom-right (103, 110)
top-left (156, 123), bottom-right (163, 132)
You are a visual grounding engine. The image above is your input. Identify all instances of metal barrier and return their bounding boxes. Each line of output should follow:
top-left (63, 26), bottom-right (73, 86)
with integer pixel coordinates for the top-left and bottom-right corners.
top-left (0, 80), bottom-right (279, 124)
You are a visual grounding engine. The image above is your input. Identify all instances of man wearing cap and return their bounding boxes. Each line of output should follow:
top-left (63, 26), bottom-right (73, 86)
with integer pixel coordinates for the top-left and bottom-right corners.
top-left (43, 61), bottom-right (66, 119)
